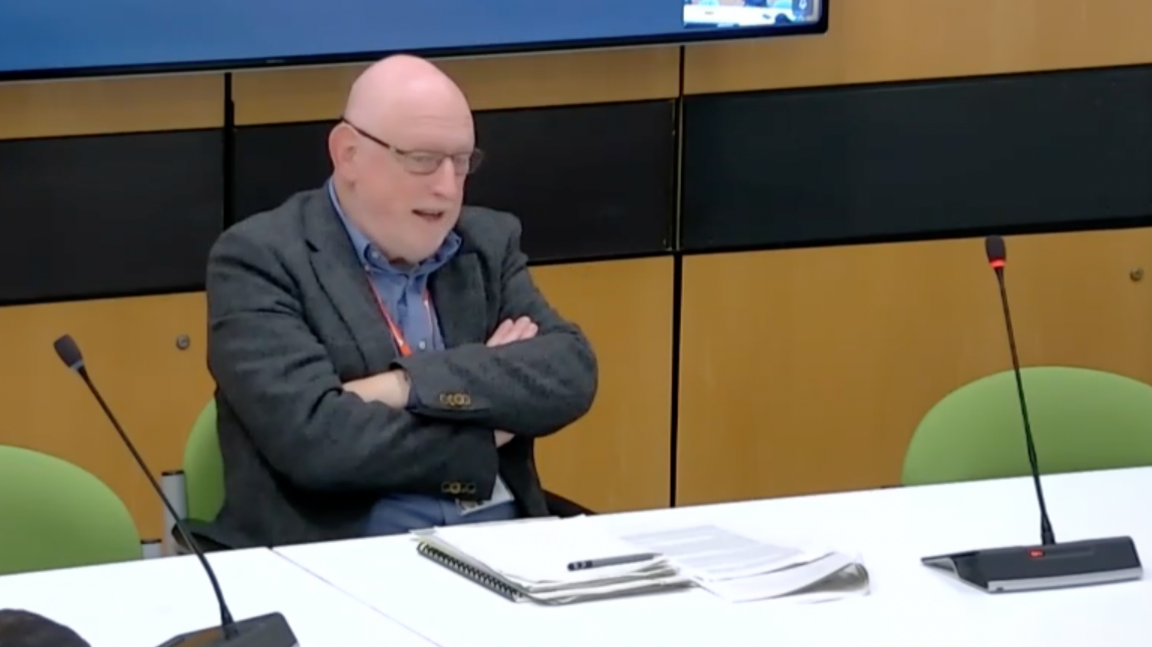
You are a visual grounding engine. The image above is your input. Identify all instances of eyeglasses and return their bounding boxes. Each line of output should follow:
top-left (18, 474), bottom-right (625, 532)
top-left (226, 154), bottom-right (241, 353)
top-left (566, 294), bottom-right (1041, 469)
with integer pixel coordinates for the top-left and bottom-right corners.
top-left (341, 117), bottom-right (484, 176)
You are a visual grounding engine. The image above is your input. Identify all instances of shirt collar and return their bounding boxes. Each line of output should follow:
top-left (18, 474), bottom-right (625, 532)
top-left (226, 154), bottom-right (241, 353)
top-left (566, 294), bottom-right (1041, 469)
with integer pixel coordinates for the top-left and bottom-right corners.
top-left (327, 178), bottom-right (460, 278)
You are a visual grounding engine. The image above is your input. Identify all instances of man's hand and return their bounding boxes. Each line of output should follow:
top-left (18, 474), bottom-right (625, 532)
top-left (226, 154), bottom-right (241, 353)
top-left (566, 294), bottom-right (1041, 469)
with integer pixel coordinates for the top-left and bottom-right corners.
top-left (494, 430), bottom-right (515, 447)
top-left (343, 369), bottom-right (411, 408)
top-left (487, 316), bottom-right (538, 347)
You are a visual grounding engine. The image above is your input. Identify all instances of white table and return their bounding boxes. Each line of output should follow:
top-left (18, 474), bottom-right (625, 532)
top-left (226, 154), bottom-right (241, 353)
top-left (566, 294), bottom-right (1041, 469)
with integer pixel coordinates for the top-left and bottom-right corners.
top-left (275, 467), bottom-right (1152, 647)
top-left (0, 547), bottom-right (434, 647)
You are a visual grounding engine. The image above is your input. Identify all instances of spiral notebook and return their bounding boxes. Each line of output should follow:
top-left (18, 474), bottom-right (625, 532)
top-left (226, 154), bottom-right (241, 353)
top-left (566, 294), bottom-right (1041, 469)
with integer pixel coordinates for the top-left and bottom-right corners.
top-left (411, 516), bottom-right (693, 605)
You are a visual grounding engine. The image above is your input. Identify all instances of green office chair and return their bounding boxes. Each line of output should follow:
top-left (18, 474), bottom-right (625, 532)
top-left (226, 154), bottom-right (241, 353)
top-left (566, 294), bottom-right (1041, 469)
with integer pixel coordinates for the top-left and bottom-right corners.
top-left (161, 399), bottom-right (230, 554)
top-left (182, 399), bottom-right (226, 523)
top-left (0, 445), bottom-right (143, 575)
top-left (902, 366), bottom-right (1152, 486)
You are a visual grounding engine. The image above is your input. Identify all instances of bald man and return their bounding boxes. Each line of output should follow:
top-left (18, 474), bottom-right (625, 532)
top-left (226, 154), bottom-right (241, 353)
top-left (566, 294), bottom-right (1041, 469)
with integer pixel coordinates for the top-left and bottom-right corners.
top-left (203, 55), bottom-right (598, 548)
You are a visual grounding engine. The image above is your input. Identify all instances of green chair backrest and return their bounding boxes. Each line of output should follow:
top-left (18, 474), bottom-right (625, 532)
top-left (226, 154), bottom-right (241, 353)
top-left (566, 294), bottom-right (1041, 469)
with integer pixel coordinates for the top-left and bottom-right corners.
top-left (184, 399), bottom-right (225, 522)
top-left (903, 366), bottom-right (1152, 486)
top-left (0, 446), bottom-right (141, 575)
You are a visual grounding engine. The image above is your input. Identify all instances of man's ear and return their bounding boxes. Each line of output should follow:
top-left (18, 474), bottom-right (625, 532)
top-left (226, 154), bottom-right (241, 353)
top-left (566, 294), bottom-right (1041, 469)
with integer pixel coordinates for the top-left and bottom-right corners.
top-left (328, 123), bottom-right (359, 180)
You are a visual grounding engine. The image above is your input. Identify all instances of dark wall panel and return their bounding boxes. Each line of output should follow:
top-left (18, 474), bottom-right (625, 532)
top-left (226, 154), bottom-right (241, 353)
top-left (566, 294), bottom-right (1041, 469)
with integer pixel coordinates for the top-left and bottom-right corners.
top-left (233, 100), bottom-right (676, 263)
top-left (681, 65), bottom-right (1152, 252)
top-left (231, 121), bottom-right (331, 222)
top-left (0, 130), bottom-right (223, 304)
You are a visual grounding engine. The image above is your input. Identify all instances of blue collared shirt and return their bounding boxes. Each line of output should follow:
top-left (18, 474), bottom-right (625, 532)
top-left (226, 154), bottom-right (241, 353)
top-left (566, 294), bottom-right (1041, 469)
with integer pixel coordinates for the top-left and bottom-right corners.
top-left (328, 180), bottom-right (460, 359)
top-left (326, 179), bottom-right (518, 535)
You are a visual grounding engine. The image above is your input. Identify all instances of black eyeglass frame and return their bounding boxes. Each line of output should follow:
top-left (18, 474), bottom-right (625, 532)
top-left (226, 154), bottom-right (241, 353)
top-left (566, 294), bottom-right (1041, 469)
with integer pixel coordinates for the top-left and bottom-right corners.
top-left (340, 117), bottom-right (484, 176)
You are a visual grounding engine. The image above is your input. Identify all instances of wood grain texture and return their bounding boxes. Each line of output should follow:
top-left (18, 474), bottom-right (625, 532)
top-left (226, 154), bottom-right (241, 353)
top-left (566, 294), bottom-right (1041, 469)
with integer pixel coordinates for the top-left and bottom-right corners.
top-left (684, 0), bottom-right (1152, 95)
top-left (676, 228), bottom-right (1152, 505)
top-left (530, 257), bottom-right (675, 513)
top-left (232, 47), bottom-right (681, 125)
top-left (0, 74), bottom-right (224, 140)
top-left (0, 293), bottom-right (214, 538)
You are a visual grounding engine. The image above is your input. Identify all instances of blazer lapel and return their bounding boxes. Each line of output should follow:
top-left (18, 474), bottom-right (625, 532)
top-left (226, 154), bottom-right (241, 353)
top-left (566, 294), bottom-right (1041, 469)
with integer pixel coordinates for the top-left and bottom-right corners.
top-left (430, 251), bottom-right (489, 347)
top-left (303, 193), bottom-right (394, 374)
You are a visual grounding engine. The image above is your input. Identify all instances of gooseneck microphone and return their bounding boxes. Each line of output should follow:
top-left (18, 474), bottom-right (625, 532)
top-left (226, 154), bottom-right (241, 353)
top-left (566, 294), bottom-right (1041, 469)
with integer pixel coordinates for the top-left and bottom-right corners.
top-left (53, 335), bottom-right (297, 647)
top-left (919, 237), bottom-right (1143, 593)
top-left (52, 335), bottom-right (236, 634)
top-left (983, 236), bottom-right (1055, 546)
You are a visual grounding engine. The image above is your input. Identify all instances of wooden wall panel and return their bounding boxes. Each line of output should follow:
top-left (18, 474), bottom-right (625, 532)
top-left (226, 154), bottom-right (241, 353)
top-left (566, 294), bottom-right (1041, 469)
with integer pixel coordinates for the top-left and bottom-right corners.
top-left (530, 257), bottom-right (674, 512)
top-left (0, 74), bottom-right (224, 139)
top-left (676, 228), bottom-right (1152, 506)
top-left (232, 47), bottom-right (681, 124)
top-left (0, 293), bottom-right (214, 538)
top-left (684, 0), bottom-right (1152, 95)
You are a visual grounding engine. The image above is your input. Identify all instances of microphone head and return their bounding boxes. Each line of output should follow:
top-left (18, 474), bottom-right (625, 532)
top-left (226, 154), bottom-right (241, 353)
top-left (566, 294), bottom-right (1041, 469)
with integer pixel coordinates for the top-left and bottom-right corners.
top-left (53, 334), bottom-right (86, 375)
top-left (985, 235), bottom-right (1006, 269)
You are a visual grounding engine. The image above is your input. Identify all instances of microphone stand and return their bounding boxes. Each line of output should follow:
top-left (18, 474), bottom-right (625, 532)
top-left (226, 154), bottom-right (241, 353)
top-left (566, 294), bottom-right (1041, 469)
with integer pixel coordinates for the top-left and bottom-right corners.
top-left (917, 237), bottom-right (1142, 593)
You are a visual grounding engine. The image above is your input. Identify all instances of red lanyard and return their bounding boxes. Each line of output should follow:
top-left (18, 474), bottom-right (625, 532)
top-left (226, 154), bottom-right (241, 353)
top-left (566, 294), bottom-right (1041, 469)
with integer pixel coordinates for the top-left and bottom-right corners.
top-left (366, 281), bottom-right (434, 357)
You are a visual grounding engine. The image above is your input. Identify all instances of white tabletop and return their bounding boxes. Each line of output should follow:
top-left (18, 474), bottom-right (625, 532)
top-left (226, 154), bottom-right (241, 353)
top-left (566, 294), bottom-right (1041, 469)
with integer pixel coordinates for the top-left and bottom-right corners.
top-left (0, 547), bottom-right (433, 647)
top-left (275, 467), bottom-right (1152, 647)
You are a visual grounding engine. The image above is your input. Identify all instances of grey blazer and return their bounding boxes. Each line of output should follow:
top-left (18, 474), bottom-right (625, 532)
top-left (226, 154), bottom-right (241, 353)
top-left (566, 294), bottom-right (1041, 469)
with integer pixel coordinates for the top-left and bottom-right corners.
top-left (202, 188), bottom-right (598, 548)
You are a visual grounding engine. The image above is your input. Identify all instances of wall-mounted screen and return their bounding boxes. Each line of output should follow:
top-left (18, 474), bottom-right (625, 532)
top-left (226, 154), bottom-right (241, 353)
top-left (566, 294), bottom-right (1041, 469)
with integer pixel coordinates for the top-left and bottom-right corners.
top-left (0, 0), bottom-right (826, 82)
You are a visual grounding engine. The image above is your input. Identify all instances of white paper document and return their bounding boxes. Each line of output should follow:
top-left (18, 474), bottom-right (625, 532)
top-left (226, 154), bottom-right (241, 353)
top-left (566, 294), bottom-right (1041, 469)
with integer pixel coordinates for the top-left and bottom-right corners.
top-left (411, 516), bottom-right (693, 604)
top-left (618, 524), bottom-right (869, 603)
top-left (428, 515), bottom-right (669, 585)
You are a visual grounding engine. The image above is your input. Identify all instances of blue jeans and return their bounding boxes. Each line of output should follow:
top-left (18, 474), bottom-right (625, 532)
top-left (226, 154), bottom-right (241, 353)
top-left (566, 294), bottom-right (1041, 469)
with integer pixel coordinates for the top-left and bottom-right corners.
top-left (363, 494), bottom-right (519, 536)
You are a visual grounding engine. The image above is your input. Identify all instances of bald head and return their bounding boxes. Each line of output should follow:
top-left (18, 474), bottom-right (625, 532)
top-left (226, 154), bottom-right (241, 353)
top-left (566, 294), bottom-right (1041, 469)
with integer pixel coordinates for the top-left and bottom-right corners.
top-left (343, 54), bottom-right (471, 129)
top-left (328, 54), bottom-right (477, 265)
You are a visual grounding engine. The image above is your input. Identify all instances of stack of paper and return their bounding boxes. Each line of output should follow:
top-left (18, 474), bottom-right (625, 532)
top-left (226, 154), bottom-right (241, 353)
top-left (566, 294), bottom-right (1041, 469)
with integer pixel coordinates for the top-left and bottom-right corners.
top-left (618, 524), bottom-right (869, 603)
top-left (412, 516), bottom-right (693, 605)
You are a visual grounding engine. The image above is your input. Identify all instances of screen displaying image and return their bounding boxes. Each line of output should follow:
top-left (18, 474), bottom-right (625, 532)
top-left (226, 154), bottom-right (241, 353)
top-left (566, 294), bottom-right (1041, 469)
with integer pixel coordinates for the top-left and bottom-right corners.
top-left (0, 0), bottom-right (826, 81)
top-left (684, 0), bottom-right (820, 29)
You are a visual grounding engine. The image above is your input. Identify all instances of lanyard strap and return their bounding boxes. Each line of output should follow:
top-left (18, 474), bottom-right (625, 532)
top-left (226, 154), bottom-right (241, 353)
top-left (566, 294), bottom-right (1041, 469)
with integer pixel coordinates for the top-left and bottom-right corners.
top-left (367, 281), bottom-right (434, 357)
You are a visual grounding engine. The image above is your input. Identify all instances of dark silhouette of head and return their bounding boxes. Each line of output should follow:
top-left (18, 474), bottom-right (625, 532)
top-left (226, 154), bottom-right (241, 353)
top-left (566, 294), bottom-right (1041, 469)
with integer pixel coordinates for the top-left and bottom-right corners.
top-left (0, 610), bottom-right (90, 647)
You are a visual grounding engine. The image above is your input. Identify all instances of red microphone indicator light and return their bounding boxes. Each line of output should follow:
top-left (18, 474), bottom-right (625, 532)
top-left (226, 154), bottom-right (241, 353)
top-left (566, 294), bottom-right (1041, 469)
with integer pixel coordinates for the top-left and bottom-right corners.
top-left (984, 235), bottom-right (1007, 269)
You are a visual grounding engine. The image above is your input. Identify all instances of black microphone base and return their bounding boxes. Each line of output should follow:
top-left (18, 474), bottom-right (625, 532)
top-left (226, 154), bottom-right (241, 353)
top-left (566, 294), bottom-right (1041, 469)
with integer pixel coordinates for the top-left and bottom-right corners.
top-left (922, 536), bottom-right (1142, 593)
top-left (155, 612), bottom-right (297, 647)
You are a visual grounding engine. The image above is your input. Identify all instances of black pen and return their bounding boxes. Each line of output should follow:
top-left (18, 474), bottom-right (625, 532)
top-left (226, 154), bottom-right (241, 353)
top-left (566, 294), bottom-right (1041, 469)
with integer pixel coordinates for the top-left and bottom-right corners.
top-left (567, 553), bottom-right (661, 571)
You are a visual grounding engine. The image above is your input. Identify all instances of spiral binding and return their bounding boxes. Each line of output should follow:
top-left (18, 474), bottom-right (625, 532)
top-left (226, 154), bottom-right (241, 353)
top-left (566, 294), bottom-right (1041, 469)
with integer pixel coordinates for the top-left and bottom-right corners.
top-left (417, 541), bottom-right (524, 601)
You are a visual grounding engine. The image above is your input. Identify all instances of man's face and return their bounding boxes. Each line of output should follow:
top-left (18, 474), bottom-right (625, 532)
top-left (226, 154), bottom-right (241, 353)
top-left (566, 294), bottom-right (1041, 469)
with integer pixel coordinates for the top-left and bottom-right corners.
top-left (345, 111), bottom-right (476, 263)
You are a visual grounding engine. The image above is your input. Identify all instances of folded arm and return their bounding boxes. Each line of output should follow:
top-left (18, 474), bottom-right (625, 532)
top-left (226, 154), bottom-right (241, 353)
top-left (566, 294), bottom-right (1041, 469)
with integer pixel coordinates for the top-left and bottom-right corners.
top-left (206, 230), bottom-right (500, 497)
top-left (393, 219), bottom-right (598, 436)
